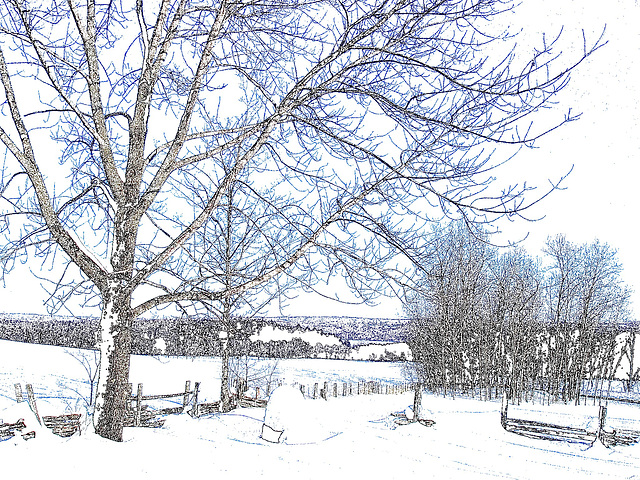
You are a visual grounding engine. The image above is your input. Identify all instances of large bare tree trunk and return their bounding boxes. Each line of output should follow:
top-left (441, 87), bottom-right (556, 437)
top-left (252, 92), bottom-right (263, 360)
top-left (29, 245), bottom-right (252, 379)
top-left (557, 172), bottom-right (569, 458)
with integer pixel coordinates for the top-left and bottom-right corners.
top-left (94, 284), bottom-right (134, 441)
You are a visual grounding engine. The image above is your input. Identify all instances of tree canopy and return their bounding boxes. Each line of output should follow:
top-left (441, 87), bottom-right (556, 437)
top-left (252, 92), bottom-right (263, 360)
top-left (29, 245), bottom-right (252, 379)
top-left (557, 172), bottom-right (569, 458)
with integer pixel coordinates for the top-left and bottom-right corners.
top-left (0, 0), bottom-right (603, 441)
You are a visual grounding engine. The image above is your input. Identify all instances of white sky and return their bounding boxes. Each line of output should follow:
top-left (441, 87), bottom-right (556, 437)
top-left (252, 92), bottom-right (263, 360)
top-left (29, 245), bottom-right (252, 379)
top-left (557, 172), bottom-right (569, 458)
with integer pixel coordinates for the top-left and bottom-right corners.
top-left (1, 0), bottom-right (639, 320)
top-left (282, 0), bottom-right (640, 319)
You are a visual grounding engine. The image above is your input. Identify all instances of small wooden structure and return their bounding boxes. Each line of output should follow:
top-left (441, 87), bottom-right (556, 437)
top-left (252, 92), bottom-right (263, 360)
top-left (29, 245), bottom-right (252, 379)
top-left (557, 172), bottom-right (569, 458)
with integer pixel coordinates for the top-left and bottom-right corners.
top-left (125, 381), bottom-right (196, 428)
top-left (42, 414), bottom-right (82, 437)
top-left (9, 383), bottom-right (81, 438)
top-left (501, 393), bottom-right (640, 447)
top-left (0, 419), bottom-right (31, 441)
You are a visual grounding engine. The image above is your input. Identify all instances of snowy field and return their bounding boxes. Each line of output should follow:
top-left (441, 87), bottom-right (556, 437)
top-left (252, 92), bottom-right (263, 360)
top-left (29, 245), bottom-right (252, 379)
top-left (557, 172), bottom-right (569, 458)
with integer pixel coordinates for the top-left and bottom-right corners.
top-left (1, 340), bottom-right (640, 479)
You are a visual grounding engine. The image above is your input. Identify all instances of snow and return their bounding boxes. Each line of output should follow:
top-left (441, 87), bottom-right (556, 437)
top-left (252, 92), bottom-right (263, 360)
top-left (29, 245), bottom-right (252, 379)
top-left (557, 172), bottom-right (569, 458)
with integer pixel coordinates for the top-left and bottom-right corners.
top-left (65, 228), bottom-right (112, 274)
top-left (1, 339), bottom-right (640, 479)
top-left (350, 342), bottom-right (412, 361)
top-left (262, 385), bottom-right (335, 444)
top-left (153, 338), bottom-right (166, 354)
top-left (262, 385), bottom-right (304, 442)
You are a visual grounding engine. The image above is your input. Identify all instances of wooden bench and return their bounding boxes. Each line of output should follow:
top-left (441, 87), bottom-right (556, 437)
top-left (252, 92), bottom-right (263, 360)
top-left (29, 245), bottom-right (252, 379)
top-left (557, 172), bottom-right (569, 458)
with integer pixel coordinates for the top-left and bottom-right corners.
top-left (501, 394), bottom-right (640, 447)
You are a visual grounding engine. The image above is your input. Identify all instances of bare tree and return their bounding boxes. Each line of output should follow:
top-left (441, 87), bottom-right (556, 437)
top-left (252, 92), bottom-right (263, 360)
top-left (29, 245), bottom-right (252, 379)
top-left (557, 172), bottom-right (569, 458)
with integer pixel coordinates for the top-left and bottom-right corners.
top-left (619, 323), bottom-right (640, 392)
top-left (185, 151), bottom-right (289, 411)
top-left (542, 235), bottom-right (631, 403)
top-left (0, 1), bottom-right (602, 441)
top-left (490, 247), bottom-right (543, 403)
top-left (406, 221), bottom-right (496, 397)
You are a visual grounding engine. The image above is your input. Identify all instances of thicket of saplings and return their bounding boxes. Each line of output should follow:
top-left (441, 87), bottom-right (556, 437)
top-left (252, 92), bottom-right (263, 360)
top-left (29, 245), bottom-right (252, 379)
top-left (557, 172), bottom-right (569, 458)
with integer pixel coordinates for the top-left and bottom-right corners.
top-left (0, 316), bottom-right (356, 360)
top-left (406, 222), bottom-right (639, 406)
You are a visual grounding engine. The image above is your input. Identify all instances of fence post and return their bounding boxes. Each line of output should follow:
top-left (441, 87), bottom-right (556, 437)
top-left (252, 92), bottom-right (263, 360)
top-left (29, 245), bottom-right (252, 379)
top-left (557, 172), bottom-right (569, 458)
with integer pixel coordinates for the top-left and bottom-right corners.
top-left (300, 384), bottom-right (305, 397)
top-left (333, 383), bottom-right (338, 398)
top-left (598, 404), bottom-right (608, 445)
top-left (323, 382), bottom-right (329, 401)
top-left (14, 383), bottom-right (23, 403)
top-left (313, 383), bottom-right (318, 399)
top-left (25, 384), bottom-right (41, 425)
top-left (183, 381), bottom-right (191, 410)
top-left (192, 382), bottom-right (200, 418)
top-left (135, 383), bottom-right (143, 427)
top-left (126, 383), bottom-right (133, 417)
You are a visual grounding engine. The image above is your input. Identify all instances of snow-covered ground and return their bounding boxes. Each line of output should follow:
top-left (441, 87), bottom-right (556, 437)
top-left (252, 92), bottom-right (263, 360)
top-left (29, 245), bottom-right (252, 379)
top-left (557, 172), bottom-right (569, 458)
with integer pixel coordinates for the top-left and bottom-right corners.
top-left (1, 339), bottom-right (640, 479)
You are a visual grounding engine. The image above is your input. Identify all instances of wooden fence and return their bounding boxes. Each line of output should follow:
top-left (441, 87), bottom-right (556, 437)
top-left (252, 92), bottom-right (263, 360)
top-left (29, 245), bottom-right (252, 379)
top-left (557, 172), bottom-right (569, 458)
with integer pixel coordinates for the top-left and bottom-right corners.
top-left (125, 381), bottom-right (197, 427)
top-left (580, 394), bottom-right (640, 406)
top-left (42, 414), bottom-right (81, 438)
top-left (124, 380), bottom-right (270, 423)
top-left (501, 393), bottom-right (640, 447)
top-left (0, 419), bottom-right (29, 441)
top-left (297, 380), bottom-right (412, 400)
top-left (7, 383), bottom-right (81, 438)
top-left (6, 379), bottom-right (413, 430)
top-left (188, 380), bottom-right (412, 417)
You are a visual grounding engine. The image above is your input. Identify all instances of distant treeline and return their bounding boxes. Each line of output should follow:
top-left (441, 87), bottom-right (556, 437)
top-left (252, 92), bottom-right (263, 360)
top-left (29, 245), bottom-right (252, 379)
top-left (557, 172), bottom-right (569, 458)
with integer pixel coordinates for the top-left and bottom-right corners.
top-left (0, 315), bottom-right (359, 359)
top-left (267, 316), bottom-right (408, 345)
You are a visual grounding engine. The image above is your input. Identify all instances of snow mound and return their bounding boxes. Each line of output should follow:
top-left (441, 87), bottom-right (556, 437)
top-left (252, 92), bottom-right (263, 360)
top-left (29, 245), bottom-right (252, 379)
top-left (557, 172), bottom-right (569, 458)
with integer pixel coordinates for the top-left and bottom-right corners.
top-left (262, 385), bottom-right (334, 444)
top-left (262, 385), bottom-right (305, 443)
